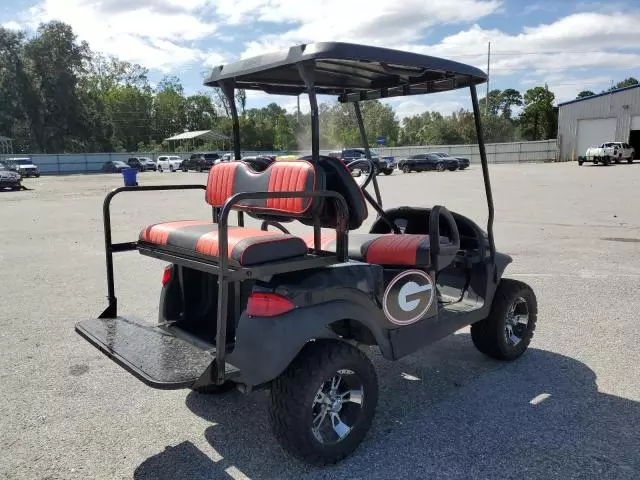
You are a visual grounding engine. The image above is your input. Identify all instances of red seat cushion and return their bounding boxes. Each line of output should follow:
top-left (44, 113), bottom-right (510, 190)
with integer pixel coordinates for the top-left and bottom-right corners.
top-left (303, 232), bottom-right (448, 266)
top-left (140, 220), bottom-right (308, 266)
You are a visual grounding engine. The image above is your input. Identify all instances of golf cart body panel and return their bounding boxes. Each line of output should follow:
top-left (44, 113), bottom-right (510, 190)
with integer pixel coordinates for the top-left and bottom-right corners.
top-left (73, 42), bottom-right (536, 465)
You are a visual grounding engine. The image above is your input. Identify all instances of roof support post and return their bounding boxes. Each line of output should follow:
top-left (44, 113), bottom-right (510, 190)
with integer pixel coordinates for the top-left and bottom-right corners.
top-left (353, 101), bottom-right (383, 209)
top-left (470, 83), bottom-right (496, 279)
top-left (220, 80), bottom-right (241, 160)
top-left (296, 63), bottom-right (319, 163)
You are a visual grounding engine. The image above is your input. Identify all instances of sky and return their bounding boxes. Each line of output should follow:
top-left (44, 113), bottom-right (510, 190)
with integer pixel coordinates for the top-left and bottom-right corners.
top-left (2, 0), bottom-right (640, 119)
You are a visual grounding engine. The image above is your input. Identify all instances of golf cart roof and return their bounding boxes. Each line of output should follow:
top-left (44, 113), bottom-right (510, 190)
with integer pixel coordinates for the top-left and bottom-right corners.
top-left (204, 42), bottom-right (487, 103)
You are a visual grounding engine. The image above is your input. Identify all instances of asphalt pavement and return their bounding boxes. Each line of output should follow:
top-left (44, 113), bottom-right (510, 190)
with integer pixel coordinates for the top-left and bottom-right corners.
top-left (1, 162), bottom-right (639, 479)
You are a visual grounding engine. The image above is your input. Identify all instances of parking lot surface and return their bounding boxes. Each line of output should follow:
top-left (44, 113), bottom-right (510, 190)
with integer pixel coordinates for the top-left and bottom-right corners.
top-left (1, 163), bottom-right (639, 480)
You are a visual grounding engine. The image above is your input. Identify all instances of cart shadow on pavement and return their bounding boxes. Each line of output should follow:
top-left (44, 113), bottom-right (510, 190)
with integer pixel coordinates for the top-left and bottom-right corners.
top-left (134, 333), bottom-right (640, 480)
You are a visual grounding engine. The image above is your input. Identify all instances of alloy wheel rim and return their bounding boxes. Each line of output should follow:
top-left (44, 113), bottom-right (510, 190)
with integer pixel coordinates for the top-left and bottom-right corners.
top-left (311, 369), bottom-right (364, 445)
top-left (504, 297), bottom-right (529, 346)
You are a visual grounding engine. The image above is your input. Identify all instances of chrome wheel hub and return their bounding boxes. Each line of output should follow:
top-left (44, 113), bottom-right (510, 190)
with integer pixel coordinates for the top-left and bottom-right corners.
top-left (505, 297), bottom-right (529, 346)
top-left (311, 370), bottom-right (364, 444)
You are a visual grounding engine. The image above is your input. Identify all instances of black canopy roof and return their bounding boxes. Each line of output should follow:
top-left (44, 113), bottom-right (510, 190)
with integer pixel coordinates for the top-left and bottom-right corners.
top-left (204, 42), bottom-right (487, 103)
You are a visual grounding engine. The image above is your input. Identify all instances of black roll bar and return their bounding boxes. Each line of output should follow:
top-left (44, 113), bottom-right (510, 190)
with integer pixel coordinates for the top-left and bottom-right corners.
top-left (100, 184), bottom-right (207, 319)
top-left (469, 84), bottom-right (496, 278)
top-left (353, 101), bottom-right (384, 209)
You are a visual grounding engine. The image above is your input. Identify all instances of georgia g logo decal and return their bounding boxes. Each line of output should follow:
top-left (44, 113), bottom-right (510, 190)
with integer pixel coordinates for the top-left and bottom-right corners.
top-left (383, 270), bottom-right (435, 325)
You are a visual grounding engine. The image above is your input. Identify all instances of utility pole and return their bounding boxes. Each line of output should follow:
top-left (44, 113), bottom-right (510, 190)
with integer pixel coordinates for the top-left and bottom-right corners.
top-left (485, 41), bottom-right (491, 116)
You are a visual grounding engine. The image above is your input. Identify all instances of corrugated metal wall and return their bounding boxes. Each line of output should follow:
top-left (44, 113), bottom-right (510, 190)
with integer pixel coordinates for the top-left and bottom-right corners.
top-left (558, 86), bottom-right (640, 161)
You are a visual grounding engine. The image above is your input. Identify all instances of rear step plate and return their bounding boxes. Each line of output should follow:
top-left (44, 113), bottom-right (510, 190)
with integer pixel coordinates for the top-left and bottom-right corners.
top-left (76, 316), bottom-right (222, 389)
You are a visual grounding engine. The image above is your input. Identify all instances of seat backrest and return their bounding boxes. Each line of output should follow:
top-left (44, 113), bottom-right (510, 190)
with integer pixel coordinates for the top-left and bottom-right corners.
top-left (206, 160), bottom-right (324, 217)
top-left (297, 155), bottom-right (368, 230)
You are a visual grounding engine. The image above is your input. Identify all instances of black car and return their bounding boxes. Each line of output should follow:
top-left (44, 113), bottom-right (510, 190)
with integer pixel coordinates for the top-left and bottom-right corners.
top-left (432, 152), bottom-right (470, 170)
top-left (398, 153), bottom-right (458, 173)
top-left (182, 152), bottom-right (221, 172)
top-left (0, 162), bottom-right (22, 190)
top-left (128, 157), bottom-right (157, 172)
top-left (102, 160), bottom-right (129, 173)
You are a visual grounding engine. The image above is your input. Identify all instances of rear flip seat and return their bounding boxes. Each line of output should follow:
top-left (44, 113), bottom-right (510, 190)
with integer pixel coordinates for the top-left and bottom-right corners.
top-left (138, 160), bottom-right (321, 267)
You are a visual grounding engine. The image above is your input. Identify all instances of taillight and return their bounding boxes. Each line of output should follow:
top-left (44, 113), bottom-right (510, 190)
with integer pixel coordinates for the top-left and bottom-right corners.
top-left (246, 292), bottom-right (295, 317)
top-left (161, 265), bottom-right (172, 286)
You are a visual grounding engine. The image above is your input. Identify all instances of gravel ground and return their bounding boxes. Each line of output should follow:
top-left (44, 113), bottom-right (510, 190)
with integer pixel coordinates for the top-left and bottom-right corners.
top-left (1, 162), bottom-right (639, 480)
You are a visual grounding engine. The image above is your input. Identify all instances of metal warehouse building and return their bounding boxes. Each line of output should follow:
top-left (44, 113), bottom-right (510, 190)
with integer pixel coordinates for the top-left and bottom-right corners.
top-left (557, 84), bottom-right (640, 161)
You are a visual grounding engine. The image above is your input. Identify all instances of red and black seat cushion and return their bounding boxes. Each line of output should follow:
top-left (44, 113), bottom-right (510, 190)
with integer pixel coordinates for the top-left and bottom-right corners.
top-left (140, 220), bottom-right (308, 266)
top-left (205, 160), bottom-right (323, 217)
top-left (303, 232), bottom-right (450, 266)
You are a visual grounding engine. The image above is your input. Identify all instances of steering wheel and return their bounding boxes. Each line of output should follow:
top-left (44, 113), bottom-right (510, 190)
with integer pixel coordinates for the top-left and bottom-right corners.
top-left (346, 158), bottom-right (376, 190)
top-left (428, 205), bottom-right (461, 270)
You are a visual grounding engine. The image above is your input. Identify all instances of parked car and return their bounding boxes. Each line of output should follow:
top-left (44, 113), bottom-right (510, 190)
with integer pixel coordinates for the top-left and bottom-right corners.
top-left (398, 153), bottom-right (458, 172)
top-left (127, 157), bottom-right (157, 171)
top-left (583, 142), bottom-right (635, 165)
top-left (102, 160), bottom-right (129, 173)
top-left (327, 148), bottom-right (393, 175)
top-left (5, 157), bottom-right (40, 177)
top-left (221, 153), bottom-right (233, 161)
top-left (432, 152), bottom-right (470, 170)
top-left (157, 155), bottom-right (183, 172)
top-left (181, 152), bottom-right (222, 172)
top-left (0, 162), bottom-right (22, 190)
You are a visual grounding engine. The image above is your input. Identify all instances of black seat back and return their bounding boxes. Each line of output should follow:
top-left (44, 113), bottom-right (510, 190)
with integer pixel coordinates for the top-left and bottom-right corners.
top-left (297, 155), bottom-right (368, 230)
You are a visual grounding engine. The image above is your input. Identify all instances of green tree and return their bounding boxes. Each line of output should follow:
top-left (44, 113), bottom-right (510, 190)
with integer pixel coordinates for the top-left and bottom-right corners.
top-left (152, 76), bottom-right (186, 142)
top-left (23, 21), bottom-right (90, 152)
top-left (498, 89), bottom-right (523, 119)
top-left (576, 90), bottom-right (595, 99)
top-left (610, 77), bottom-right (638, 91)
top-left (520, 85), bottom-right (555, 141)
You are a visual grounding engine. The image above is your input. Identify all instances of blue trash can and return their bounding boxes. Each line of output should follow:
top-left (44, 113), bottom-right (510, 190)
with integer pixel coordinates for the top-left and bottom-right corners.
top-left (122, 168), bottom-right (138, 187)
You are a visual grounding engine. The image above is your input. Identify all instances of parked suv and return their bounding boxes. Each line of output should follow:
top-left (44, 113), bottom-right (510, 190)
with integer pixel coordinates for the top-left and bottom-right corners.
top-left (181, 152), bottom-right (221, 172)
top-left (5, 157), bottom-right (40, 177)
top-left (157, 155), bottom-right (183, 172)
top-left (0, 161), bottom-right (22, 190)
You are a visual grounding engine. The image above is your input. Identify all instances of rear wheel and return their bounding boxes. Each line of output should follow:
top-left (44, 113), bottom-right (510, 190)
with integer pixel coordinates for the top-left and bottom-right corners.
top-left (628, 153), bottom-right (635, 163)
top-left (603, 156), bottom-right (611, 166)
top-left (471, 279), bottom-right (537, 361)
top-left (169, 165), bottom-right (174, 172)
top-left (269, 341), bottom-right (378, 466)
top-left (436, 162), bottom-right (445, 172)
top-left (578, 159), bottom-right (584, 166)
top-left (382, 169), bottom-right (393, 175)
top-left (158, 165), bottom-right (163, 172)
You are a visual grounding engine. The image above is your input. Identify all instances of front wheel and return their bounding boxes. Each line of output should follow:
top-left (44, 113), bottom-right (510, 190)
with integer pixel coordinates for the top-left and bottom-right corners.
top-left (158, 166), bottom-right (163, 172)
top-left (169, 165), bottom-right (174, 172)
top-left (628, 153), bottom-right (635, 163)
top-left (269, 341), bottom-right (378, 466)
top-left (382, 169), bottom-right (393, 175)
top-left (471, 278), bottom-right (537, 361)
top-left (401, 164), bottom-right (411, 173)
top-left (436, 163), bottom-right (445, 172)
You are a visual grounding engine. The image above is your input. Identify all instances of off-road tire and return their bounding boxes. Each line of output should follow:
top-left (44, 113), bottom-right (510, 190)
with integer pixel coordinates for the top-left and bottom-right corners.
top-left (268, 341), bottom-right (378, 466)
top-left (471, 278), bottom-right (537, 361)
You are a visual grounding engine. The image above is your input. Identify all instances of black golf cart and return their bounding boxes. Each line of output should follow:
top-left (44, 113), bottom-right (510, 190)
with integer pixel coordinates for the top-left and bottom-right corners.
top-left (76, 43), bottom-right (537, 466)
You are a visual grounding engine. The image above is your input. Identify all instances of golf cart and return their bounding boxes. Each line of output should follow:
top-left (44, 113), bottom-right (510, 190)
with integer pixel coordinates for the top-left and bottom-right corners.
top-left (75, 43), bottom-right (537, 466)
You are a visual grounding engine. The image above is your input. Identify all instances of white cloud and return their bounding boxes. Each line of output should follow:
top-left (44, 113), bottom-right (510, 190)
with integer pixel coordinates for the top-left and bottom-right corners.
top-left (25, 0), bottom-right (224, 71)
top-left (2, 21), bottom-right (22, 30)
top-left (228, 0), bottom-right (502, 56)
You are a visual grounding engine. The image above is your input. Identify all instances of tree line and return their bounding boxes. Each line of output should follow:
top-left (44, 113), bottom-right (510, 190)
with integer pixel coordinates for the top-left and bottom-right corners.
top-left (0, 21), bottom-right (626, 154)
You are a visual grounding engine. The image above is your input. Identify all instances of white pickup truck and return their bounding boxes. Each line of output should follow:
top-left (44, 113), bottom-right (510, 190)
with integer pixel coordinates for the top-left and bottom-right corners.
top-left (582, 142), bottom-right (635, 166)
